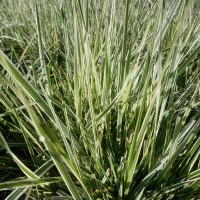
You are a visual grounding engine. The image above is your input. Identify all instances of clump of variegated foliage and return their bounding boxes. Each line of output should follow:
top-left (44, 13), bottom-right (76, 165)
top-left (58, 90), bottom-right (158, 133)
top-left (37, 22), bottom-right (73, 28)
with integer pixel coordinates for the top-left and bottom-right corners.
top-left (0, 0), bottom-right (200, 199)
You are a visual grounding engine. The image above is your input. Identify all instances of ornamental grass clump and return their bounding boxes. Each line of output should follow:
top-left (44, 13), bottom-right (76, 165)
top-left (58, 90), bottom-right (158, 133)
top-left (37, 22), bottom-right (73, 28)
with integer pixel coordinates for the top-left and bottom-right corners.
top-left (0, 0), bottom-right (200, 199)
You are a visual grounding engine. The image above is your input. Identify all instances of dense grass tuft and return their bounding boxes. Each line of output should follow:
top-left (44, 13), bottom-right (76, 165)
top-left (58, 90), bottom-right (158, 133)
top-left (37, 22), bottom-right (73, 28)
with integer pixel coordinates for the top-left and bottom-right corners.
top-left (0, 0), bottom-right (200, 199)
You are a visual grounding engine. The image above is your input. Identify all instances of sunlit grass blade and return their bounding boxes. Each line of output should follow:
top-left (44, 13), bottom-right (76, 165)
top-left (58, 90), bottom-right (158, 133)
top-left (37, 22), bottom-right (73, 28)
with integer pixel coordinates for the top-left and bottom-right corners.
top-left (0, 177), bottom-right (62, 191)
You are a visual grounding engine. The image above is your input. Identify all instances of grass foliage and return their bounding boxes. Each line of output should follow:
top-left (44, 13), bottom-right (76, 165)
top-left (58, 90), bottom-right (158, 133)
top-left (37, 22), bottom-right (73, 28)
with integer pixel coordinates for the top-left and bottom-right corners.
top-left (0, 0), bottom-right (200, 199)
